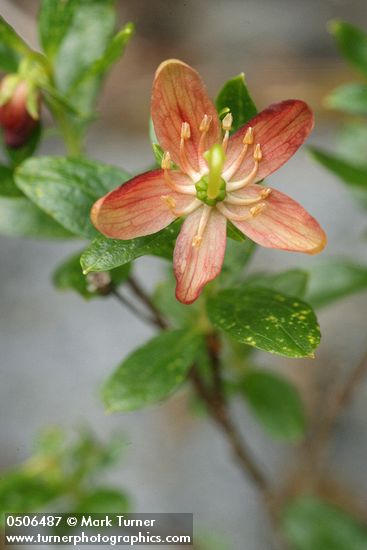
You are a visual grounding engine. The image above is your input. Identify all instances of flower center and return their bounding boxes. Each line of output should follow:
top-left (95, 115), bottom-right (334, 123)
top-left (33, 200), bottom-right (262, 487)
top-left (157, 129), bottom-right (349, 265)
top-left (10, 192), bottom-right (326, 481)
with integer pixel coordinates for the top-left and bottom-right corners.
top-left (195, 175), bottom-right (226, 206)
top-left (195, 143), bottom-right (226, 205)
top-left (160, 113), bottom-right (269, 247)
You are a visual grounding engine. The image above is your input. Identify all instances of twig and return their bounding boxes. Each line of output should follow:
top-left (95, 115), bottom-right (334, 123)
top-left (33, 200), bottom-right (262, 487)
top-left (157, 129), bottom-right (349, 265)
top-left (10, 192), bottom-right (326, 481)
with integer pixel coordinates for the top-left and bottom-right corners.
top-left (110, 288), bottom-right (157, 326)
top-left (189, 365), bottom-right (269, 493)
top-left (114, 275), bottom-right (288, 549)
top-left (120, 276), bottom-right (270, 492)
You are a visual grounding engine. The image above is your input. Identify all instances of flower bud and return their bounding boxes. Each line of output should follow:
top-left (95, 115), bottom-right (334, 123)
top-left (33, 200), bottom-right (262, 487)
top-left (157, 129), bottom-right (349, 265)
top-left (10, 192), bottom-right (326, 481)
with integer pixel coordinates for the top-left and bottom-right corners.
top-left (0, 79), bottom-right (40, 149)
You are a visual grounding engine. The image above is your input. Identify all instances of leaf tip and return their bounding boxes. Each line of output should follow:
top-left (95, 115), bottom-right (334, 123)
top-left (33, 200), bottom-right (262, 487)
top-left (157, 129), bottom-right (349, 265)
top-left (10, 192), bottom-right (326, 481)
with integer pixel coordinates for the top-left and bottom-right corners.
top-left (327, 19), bottom-right (341, 36)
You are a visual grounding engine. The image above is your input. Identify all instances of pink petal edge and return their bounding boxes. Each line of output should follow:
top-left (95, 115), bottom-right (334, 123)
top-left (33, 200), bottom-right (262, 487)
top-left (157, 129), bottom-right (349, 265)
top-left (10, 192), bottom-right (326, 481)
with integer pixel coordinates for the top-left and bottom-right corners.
top-left (174, 207), bottom-right (227, 304)
top-left (225, 100), bottom-right (314, 182)
top-left (226, 185), bottom-right (327, 254)
top-left (151, 59), bottom-right (221, 173)
top-left (91, 169), bottom-right (194, 240)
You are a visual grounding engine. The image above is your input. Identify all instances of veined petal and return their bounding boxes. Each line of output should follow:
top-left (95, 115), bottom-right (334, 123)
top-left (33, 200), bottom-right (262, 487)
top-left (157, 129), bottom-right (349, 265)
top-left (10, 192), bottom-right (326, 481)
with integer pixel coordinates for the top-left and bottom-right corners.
top-left (227, 185), bottom-right (326, 254)
top-left (91, 169), bottom-right (194, 240)
top-left (151, 59), bottom-right (221, 172)
top-left (225, 100), bottom-right (314, 181)
top-left (174, 208), bottom-right (227, 304)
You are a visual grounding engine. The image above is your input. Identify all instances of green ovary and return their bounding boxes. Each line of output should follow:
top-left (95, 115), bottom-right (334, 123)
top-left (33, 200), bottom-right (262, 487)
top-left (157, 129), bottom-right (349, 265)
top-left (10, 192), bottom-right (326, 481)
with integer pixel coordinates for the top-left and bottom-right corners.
top-left (195, 175), bottom-right (226, 206)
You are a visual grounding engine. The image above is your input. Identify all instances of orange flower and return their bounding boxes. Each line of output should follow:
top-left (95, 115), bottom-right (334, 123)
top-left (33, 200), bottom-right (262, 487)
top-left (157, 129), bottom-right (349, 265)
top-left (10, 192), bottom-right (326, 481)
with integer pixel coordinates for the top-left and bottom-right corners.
top-left (91, 60), bottom-right (326, 304)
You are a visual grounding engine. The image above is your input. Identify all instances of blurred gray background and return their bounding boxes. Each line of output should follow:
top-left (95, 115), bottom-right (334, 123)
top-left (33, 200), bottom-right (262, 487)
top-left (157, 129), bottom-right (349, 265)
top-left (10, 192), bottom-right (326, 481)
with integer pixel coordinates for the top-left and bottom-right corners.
top-left (1, 1), bottom-right (367, 548)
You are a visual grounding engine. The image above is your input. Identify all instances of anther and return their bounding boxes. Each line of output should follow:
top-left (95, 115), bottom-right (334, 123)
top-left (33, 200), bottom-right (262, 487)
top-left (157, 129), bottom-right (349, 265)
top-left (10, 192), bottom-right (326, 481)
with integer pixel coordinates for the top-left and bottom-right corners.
top-left (222, 112), bottom-right (233, 132)
top-left (250, 202), bottom-right (265, 216)
top-left (181, 122), bottom-right (191, 140)
top-left (260, 187), bottom-right (271, 199)
top-left (161, 151), bottom-right (172, 170)
top-left (223, 127), bottom-right (254, 181)
top-left (222, 112), bottom-right (233, 153)
top-left (243, 126), bottom-right (254, 145)
top-left (192, 235), bottom-right (202, 247)
top-left (179, 122), bottom-right (198, 179)
top-left (161, 195), bottom-right (176, 211)
top-left (192, 205), bottom-right (211, 247)
top-left (254, 143), bottom-right (262, 161)
top-left (199, 114), bottom-right (212, 132)
top-left (216, 202), bottom-right (265, 222)
top-left (198, 114), bottom-right (212, 171)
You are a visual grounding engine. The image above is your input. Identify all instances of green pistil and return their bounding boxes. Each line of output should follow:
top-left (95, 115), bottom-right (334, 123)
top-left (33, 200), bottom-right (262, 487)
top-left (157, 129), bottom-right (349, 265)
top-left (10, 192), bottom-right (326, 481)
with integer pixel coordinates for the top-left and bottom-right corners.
top-left (204, 143), bottom-right (226, 200)
top-left (195, 175), bottom-right (226, 206)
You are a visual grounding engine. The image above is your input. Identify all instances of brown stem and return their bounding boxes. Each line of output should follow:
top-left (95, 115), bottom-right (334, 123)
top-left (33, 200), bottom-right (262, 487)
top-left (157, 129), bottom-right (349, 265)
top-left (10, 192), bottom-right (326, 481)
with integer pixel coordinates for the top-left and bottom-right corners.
top-left (116, 274), bottom-right (287, 549)
top-left (189, 365), bottom-right (269, 493)
top-left (126, 276), bottom-right (167, 329)
top-left (111, 288), bottom-right (157, 326)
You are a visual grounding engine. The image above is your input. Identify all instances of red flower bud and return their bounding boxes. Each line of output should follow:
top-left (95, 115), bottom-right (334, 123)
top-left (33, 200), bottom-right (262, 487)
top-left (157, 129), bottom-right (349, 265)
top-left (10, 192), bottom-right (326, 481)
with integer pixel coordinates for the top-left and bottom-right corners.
top-left (0, 80), bottom-right (39, 149)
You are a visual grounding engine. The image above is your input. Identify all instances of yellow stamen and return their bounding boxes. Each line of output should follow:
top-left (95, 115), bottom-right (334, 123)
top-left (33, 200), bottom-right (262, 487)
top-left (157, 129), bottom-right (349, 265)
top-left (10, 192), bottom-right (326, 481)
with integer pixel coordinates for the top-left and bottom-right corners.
top-left (161, 151), bottom-right (172, 170)
top-left (181, 122), bottom-right (191, 140)
top-left (254, 143), bottom-right (262, 161)
top-left (260, 187), bottom-right (272, 199)
top-left (243, 127), bottom-right (254, 145)
top-left (227, 144), bottom-right (263, 192)
top-left (216, 201), bottom-right (265, 221)
top-left (198, 114), bottom-right (212, 171)
top-left (222, 112), bottom-right (233, 153)
top-left (225, 192), bottom-right (266, 206)
top-left (199, 114), bottom-right (212, 132)
top-left (192, 205), bottom-right (211, 247)
top-left (179, 122), bottom-right (198, 179)
top-left (223, 126), bottom-right (254, 180)
top-left (162, 196), bottom-right (201, 217)
top-left (222, 112), bottom-right (233, 132)
top-left (161, 195), bottom-right (176, 211)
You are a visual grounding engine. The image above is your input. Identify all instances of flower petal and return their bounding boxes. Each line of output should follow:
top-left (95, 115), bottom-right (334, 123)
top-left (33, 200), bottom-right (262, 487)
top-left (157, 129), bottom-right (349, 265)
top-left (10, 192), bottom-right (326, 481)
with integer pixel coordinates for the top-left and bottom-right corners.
top-left (226, 185), bottom-right (326, 254)
top-left (174, 207), bottom-right (227, 304)
top-left (151, 59), bottom-right (221, 172)
top-left (91, 169), bottom-right (194, 240)
top-left (225, 100), bottom-right (314, 181)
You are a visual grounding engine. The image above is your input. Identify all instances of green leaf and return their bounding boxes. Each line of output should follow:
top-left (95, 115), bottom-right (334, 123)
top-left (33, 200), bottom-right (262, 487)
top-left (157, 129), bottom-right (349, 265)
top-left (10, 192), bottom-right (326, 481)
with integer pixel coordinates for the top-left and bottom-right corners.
top-left (336, 121), bottom-right (367, 166)
top-left (103, 330), bottom-right (203, 412)
top-left (216, 74), bottom-right (257, 132)
top-left (54, 0), bottom-right (116, 93)
top-left (0, 166), bottom-right (72, 238)
top-left (226, 220), bottom-right (247, 242)
top-left (71, 23), bottom-right (134, 88)
top-left (80, 221), bottom-right (181, 274)
top-left (326, 83), bottom-right (367, 116)
top-left (282, 495), bottom-right (367, 550)
top-left (306, 259), bottom-right (367, 308)
top-left (0, 16), bottom-right (32, 58)
top-left (38, 0), bottom-right (80, 60)
top-left (15, 156), bottom-right (129, 238)
top-left (329, 20), bottom-right (367, 79)
top-left (0, 195), bottom-right (73, 238)
top-left (74, 488), bottom-right (130, 514)
top-left (52, 251), bottom-right (130, 299)
top-left (309, 147), bottom-right (367, 189)
top-left (0, 43), bottom-right (19, 72)
top-left (149, 119), bottom-right (173, 167)
top-left (245, 269), bottom-right (309, 298)
top-left (240, 369), bottom-right (306, 440)
top-left (220, 238), bottom-right (256, 286)
top-left (207, 287), bottom-right (320, 358)
top-left (0, 472), bottom-right (62, 516)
